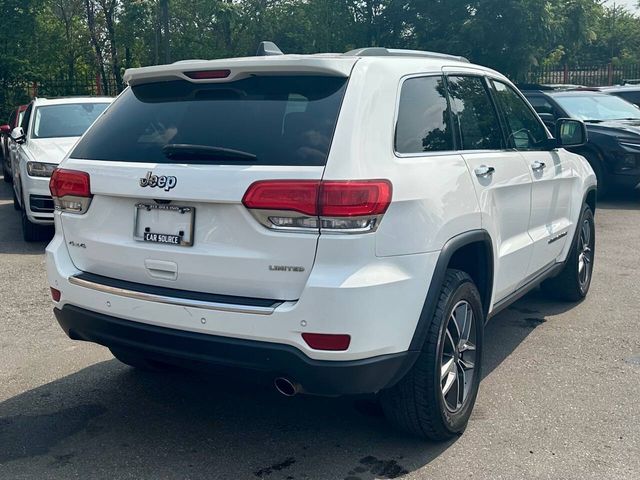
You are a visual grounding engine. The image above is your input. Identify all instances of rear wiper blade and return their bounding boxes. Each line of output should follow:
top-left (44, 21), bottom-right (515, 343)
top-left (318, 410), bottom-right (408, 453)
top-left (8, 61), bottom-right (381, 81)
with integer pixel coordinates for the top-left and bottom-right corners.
top-left (162, 144), bottom-right (257, 162)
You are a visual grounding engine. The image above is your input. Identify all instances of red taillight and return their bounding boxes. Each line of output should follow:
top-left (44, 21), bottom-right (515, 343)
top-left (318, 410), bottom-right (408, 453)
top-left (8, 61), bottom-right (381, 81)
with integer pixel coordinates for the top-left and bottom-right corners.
top-left (242, 180), bottom-right (319, 216)
top-left (319, 180), bottom-right (392, 217)
top-left (302, 333), bottom-right (351, 351)
top-left (49, 169), bottom-right (91, 198)
top-left (50, 287), bottom-right (61, 302)
top-left (49, 169), bottom-right (92, 214)
top-left (242, 179), bottom-right (392, 232)
top-left (184, 69), bottom-right (231, 80)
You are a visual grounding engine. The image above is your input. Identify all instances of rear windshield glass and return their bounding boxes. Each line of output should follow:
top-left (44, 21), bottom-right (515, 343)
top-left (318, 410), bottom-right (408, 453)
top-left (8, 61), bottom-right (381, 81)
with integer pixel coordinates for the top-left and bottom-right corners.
top-left (71, 76), bottom-right (348, 166)
top-left (32, 103), bottom-right (110, 139)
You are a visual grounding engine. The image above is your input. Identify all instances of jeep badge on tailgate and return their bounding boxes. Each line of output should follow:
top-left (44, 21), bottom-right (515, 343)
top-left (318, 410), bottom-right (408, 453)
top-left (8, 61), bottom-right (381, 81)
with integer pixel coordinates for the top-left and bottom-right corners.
top-left (139, 171), bottom-right (177, 191)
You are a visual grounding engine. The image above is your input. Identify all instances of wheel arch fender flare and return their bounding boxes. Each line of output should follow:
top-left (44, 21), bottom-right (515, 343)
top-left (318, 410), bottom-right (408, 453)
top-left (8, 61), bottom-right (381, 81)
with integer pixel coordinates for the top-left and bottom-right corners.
top-left (408, 230), bottom-right (494, 352)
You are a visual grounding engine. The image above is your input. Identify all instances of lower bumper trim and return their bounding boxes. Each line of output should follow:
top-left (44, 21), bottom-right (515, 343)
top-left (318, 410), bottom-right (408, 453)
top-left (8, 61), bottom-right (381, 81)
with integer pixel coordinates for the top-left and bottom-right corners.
top-left (54, 305), bottom-right (418, 396)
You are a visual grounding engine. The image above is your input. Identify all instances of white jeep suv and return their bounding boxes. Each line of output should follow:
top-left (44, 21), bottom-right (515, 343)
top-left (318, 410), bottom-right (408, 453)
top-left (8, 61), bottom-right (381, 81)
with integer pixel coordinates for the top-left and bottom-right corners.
top-left (46, 46), bottom-right (597, 440)
top-left (11, 97), bottom-right (112, 241)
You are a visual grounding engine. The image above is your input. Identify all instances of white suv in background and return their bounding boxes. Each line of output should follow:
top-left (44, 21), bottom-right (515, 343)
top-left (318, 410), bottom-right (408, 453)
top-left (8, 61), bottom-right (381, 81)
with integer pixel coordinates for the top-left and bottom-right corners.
top-left (46, 46), bottom-right (597, 440)
top-left (11, 97), bottom-right (112, 241)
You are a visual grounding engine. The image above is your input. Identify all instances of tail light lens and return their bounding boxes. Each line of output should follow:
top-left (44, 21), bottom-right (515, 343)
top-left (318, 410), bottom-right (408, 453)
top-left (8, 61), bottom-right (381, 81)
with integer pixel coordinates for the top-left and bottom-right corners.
top-left (49, 169), bottom-right (92, 214)
top-left (242, 179), bottom-right (392, 233)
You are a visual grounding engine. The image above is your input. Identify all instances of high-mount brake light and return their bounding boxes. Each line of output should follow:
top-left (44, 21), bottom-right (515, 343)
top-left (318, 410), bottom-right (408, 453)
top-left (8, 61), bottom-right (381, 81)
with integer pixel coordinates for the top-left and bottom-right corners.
top-left (49, 169), bottom-right (92, 214)
top-left (184, 69), bottom-right (231, 80)
top-left (242, 179), bottom-right (392, 233)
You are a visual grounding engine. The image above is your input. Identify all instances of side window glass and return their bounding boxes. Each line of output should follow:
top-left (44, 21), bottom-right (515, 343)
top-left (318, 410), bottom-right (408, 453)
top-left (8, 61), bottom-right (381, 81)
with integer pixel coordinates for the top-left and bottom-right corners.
top-left (528, 96), bottom-right (555, 115)
top-left (447, 76), bottom-right (503, 150)
top-left (20, 105), bottom-right (32, 135)
top-left (492, 81), bottom-right (548, 151)
top-left (395, 76), bottom-right (453, 153)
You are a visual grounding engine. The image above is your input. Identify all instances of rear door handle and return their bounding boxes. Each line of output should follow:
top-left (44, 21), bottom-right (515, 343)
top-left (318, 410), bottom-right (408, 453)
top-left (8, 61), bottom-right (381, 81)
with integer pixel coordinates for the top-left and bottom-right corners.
top-left (532, 161), bottom-right (546, 171)
top-left (474, 165), bottom-right (495, 177)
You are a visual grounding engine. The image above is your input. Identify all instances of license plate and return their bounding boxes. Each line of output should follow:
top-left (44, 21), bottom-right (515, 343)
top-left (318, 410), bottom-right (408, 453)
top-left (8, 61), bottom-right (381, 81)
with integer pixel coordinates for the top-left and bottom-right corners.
top-left (134, 203), bottom-right (195, 246)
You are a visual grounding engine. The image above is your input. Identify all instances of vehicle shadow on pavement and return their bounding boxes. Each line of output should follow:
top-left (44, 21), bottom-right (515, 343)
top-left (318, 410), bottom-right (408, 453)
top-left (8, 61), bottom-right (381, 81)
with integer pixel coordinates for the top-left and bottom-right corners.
top-left (0, 291), bottom-right (564, 479)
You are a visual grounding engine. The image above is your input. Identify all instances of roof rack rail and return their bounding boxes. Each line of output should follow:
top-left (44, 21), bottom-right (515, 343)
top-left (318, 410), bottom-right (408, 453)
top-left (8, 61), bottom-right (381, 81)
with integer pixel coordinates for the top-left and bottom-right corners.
top-left (344, 47), bottom-right (469, 63)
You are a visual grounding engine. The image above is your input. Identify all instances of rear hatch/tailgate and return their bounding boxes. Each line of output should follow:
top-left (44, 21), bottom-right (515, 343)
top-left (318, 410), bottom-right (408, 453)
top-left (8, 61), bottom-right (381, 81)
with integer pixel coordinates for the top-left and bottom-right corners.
top-left (57, 60), bottom-right (354, 301)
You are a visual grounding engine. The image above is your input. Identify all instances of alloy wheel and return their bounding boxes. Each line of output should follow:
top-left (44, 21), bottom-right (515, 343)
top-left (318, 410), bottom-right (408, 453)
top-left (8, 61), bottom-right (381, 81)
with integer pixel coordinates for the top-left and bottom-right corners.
top-left (577, 218), bottom-right (593, 289)
top-left (441, 300), bottom-right (477, 413)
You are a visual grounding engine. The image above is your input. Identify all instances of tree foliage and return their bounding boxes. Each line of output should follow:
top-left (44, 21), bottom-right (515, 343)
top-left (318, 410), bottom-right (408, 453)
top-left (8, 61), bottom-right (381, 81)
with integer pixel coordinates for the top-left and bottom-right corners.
top-left (2, 0), bottom-right (640, 115)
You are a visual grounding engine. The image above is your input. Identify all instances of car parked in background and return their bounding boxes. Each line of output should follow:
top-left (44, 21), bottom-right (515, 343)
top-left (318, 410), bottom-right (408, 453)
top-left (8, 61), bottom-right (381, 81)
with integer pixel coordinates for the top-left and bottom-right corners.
top-left (596, 85), bottom-right (640, 108)
top-left (11, 97), bottom-right (112, 241)
top-left (521, 87), bottom-right (640, 196)
top-left (47, 45), bottom-right (596, 441)
top-left (1, 104), bottom-right (28, 183)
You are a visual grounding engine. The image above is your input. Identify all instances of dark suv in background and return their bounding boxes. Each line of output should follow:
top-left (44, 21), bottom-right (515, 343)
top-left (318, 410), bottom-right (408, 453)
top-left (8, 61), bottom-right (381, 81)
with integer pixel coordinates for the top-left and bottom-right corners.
top-left (521, 87), bottom-right (640, 196)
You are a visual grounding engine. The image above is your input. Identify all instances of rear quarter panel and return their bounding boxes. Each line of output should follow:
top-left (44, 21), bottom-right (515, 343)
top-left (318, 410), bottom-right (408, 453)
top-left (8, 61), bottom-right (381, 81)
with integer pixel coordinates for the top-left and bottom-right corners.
top-left (322, 59), bottom-right (481, 257)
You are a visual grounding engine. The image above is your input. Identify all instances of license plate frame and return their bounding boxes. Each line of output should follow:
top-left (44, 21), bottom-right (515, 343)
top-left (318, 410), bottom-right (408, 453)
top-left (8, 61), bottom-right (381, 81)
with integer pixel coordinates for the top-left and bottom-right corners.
top-left (134, 203), bottom-right (195, 247)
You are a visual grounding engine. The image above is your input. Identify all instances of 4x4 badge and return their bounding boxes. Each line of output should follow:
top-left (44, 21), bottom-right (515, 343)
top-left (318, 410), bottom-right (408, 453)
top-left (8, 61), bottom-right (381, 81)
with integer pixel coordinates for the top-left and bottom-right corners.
top-left (139, 171), bottom-right (177, 191)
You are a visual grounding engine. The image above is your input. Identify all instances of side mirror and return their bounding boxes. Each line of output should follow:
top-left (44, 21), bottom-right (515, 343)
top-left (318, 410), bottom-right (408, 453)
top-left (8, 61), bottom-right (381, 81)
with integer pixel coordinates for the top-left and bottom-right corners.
top-left (555, 118), bottom-right (587, 148)
top-left (10, 126), bottom-right (25, 143)
top-left (0, 124), bottom-right (10, 135)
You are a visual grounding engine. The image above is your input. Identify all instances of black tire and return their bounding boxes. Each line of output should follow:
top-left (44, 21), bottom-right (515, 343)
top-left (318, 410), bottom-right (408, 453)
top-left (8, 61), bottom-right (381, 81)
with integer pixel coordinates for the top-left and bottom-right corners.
top-left (21, 209), bottom-right (42, 242)
top-left (380, 269), bottom-right (484, 441)
top-left (541, 204), bottom-right (595, 302)
top-left (13, 187), bottom-right (21, 211)
top-left (2, 165), bottom-right (10, 183)
top-left (110, 348), bottom-right (170, 372)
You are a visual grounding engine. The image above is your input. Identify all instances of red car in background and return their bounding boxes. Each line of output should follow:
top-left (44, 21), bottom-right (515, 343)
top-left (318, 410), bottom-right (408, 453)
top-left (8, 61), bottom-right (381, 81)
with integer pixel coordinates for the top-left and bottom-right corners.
top-left (1, 104), bottom-right (28, 183)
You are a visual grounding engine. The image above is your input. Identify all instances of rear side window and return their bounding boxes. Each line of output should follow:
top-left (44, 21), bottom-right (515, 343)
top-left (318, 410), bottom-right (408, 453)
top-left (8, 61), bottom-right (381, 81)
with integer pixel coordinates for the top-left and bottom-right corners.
top-left (447, 76), bottom-right (503, 150)
top-left (395, 76), bottom-right (453, 153)
top-left (71, 76), bottom-right (348, 166)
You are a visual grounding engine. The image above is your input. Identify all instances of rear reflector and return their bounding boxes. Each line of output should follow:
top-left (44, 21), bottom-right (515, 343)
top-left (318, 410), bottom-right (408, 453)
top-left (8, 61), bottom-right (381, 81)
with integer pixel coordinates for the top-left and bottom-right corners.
top-left (302, 333), bottom-right (351, 351)
top-left (184, 69), bottom-right (231, 80)
top-left (50, 287), bottom-right (61, 302)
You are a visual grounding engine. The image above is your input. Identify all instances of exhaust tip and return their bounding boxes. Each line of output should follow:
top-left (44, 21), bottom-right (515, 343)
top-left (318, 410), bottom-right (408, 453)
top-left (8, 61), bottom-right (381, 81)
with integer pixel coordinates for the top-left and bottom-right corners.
top-left (274, 377), bottom-right (298, 397)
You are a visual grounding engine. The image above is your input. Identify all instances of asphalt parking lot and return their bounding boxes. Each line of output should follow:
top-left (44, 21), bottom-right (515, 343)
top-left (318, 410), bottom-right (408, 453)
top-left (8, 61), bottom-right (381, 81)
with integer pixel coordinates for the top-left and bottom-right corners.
top-left (0, 175), bottom-right (639, 480)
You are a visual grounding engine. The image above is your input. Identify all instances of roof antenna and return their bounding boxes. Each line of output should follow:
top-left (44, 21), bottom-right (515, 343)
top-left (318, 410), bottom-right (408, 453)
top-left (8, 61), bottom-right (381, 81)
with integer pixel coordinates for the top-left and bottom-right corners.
top-left (256, 41), bottom-right (284, 56)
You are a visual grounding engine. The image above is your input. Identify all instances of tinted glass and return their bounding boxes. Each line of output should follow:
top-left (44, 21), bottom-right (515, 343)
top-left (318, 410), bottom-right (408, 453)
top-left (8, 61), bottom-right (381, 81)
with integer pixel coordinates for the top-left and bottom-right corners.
top-left (32, 103), bottom-right (110, 139)
top-left (492, 81), bottom-right (548, 150)
top-left (554, 94), bottom-right (640, 121)
top-left (395, 76), bottom-right (453, 153)
top-left (20, 104), bottom-right (32, 134)
top-left (447, 76), bottom-right (503, 150)
top-left (527, 96), bottom-right (555, 115)
top-left (612, 91), bottom-right (640, 108)
top-left (71, 76), bottom-right (348, 166)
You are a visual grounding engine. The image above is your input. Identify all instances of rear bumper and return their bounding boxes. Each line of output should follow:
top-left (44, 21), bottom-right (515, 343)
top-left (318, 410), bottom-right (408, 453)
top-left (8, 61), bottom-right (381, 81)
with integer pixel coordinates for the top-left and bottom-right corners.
top-left (54, 304), bottom-right (418, 395)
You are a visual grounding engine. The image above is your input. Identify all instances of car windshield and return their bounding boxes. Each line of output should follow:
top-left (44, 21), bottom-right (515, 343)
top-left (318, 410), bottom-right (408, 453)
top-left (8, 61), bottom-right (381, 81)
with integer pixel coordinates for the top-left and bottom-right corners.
top-left (32, 103), bottom-right (110, 139)
top-left (554, 94), bottom-right (640, 121)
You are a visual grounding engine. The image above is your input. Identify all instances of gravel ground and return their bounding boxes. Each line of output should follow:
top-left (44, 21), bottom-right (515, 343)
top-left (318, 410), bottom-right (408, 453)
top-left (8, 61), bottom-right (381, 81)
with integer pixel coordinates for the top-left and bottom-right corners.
top-left (0, 175), bottom-right (638, 480)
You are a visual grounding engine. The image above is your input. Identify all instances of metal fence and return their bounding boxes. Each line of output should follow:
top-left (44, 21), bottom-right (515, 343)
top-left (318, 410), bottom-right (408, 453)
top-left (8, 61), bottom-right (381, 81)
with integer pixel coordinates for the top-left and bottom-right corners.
top-left (0, 74), bottom-right (123, 122)
top-left (527, 63), bottom-right (640, 87)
